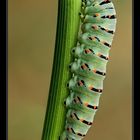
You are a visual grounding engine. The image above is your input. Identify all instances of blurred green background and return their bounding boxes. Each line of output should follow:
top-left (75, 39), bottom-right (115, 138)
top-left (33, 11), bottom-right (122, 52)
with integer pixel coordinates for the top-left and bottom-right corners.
top-left (8, 0), bottom-right (132, 140)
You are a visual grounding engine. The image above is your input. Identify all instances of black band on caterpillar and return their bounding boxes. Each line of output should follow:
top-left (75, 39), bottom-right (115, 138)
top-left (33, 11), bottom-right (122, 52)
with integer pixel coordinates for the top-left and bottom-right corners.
top-left (92, 25), bottom-right (114, 34)
top-left (71, 112), bottom-right (93, 126)
top-left (88, 36), bottom-right (111, 48)
top-left (93, 69), bottom-right (106, 76)
top-left (89, 86), bottom-right (103, 93)
top-left (98, 26), bottom-right (114, 34)
top-left (73, 96), bottom-right (99, 111)
top-left (80, 63), bottom-right (106, 76)
top-left (84, 48), bottom-right (109, 61)
top-left (98, 53), bottom-right (109, 60)
top-left (67, 127), bottom-right (86, 137)
top-left (99, 0), bottom-right (111, 5)
top-left (101, 15), bottom-right (116, 19)
top-left (76, 80), bottom-right (103, 94)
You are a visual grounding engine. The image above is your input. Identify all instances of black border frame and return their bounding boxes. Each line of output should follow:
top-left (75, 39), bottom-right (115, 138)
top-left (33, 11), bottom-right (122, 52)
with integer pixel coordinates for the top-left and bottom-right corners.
top-left (134, 0), bottom-right (140, 140)
top-left (1, 0), bottom-right (135, 140)
top-left (0, 0), bottom-right (7, 139)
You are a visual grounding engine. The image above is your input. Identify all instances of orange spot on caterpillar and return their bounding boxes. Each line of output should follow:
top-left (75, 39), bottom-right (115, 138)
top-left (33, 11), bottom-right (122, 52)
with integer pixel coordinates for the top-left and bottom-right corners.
top-left (94, 106), bottom-right (97, 109)
top-left (86, 49), bottom-right (90, 53)
top-left (92, 37), bottom-right (96, 41)
top-left (89, 86), bottom-right (93, 90)
top-left (89, 36), bottom-right (96, 41)
top-left (95, 13), bottom-right (100, 17)
top-left (83, 64), bottom-right (87, 69)
top-left (105, 29), bottom-right (109, 32)
top-left (79, 81), bottom-right (83, 86)
top-left (84, 102), bottom-right (89, 106)
top-left (92, 25), bottom-right (98, 30)
top-left (93, 69), bottom-right (96, 73)
top-left (85, 49), bottom-right (91, 54)
top-left (97, 53), bottom-right (101, 56)
top-left (109, 15), bottom-right (112, 18)
top-left (80, 118), bottom-right (84, 122)
top-left (101, 41), bottom-right (105, 44)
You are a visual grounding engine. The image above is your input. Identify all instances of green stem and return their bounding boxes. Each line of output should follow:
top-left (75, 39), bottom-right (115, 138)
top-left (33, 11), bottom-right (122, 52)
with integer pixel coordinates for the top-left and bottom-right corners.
top-left (42, 0), bottom-right (81, 140)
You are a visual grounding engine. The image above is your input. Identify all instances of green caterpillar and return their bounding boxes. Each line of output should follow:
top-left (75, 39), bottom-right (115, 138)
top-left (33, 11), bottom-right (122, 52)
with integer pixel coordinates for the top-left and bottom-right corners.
top-left (60, 0), bottom-right (117, 139)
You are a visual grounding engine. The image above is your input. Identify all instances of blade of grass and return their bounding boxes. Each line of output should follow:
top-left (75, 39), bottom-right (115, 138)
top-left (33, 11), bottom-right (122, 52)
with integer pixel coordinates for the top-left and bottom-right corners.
top-left (42, 0), bottom-right (81, 139)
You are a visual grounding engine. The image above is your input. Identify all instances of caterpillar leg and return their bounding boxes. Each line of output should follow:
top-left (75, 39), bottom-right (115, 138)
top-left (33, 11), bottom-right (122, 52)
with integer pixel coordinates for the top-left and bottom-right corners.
top-left (64, 92), bottom-right (75, 108)
top-left (79, 12), bottom-right (85, 22)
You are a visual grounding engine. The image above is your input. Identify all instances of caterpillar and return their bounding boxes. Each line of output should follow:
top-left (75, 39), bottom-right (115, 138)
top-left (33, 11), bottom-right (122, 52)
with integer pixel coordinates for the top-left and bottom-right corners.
top-left (60, 0), bottom-right (117, 139)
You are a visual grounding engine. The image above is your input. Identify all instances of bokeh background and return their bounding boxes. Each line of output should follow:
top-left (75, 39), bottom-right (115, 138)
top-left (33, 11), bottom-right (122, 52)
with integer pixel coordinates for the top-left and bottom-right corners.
top-left (8, 0), bottom-right (132, 140)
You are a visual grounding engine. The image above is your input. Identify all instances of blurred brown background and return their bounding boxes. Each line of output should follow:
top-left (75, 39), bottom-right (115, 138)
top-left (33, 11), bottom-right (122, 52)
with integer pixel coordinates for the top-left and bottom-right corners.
top-left (8, 0), bottom-right (132, 140)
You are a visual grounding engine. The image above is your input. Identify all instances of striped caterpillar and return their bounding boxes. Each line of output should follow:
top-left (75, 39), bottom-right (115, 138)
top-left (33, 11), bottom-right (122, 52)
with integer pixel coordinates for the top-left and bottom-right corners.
top-left (60, 0), bottom-right (117, 139)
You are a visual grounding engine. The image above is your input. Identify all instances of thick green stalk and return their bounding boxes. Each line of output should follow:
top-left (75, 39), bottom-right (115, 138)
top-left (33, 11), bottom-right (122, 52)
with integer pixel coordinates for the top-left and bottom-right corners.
top-left (42, 0), bottom-right (81, 140)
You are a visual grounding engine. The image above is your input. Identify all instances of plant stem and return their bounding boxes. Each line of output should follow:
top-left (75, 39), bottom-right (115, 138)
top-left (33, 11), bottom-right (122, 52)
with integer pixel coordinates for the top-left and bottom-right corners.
top-left (41, 0), bottom-right (81, 139)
